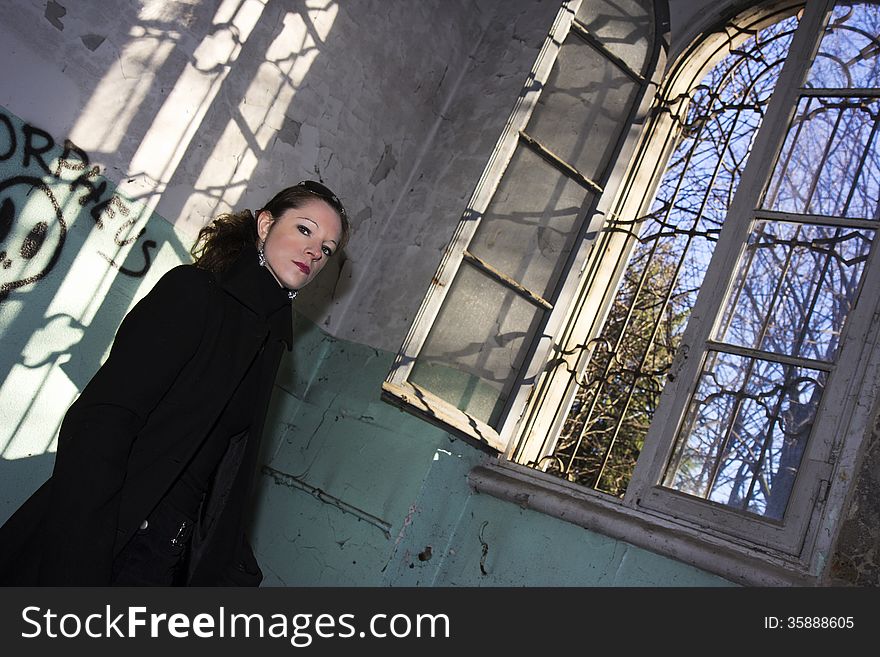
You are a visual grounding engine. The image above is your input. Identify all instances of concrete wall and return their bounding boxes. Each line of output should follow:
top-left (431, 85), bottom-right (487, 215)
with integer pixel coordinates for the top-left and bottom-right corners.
top-left (250, 314), bottom-right (734, 586)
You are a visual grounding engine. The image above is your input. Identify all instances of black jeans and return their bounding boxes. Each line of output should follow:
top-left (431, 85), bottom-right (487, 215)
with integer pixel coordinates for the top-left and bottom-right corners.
top-left (110, 500), bottom-right (195, 586)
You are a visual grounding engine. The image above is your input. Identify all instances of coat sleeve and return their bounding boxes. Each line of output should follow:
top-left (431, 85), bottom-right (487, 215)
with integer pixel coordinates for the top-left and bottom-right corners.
top-left (37, 265), bottom-right (214, 585)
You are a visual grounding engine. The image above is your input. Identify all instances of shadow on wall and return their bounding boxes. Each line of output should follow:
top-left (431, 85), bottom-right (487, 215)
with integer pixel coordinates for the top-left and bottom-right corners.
top-left (0, 0), bottom-right (350, 522)
top-left (0, 0), bottom-right (359, 523)
top-left (0, 0), bottom-right (498, 561)
top-left (0, 106), bottom-right (191, 520)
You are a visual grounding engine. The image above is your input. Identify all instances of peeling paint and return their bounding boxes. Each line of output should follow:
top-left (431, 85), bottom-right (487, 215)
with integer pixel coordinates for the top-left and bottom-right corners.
top-left (44, 1), bottom-right (66, 30)
top-left (393, 503), bottom-right (418, 551)
top-left (277, 117), bottom-right (302, 148)
top-left (369, 143), bottom-right (396, 185)
top-left (830, 427), bottom-right (880, 585)
top-left (80, 34), bottom-right (106, 52)
top-left (479, 520), bottom-right (490, 576)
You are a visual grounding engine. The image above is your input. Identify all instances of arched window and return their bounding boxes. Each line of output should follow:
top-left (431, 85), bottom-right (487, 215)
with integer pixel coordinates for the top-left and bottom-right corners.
top-left (387, 0), bottom-right (880, 583)
top-left (516, 10), bottom-right (804, 502)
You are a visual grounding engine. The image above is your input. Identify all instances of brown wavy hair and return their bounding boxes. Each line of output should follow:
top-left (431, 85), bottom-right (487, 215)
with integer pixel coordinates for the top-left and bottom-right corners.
top-left (190, 184), bottom-right (351, 274)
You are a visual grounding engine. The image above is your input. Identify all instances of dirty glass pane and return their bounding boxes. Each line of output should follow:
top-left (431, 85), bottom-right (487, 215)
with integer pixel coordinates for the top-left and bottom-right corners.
top-left (806, 2), bottom-right (880, 89)
top-left (575, 0), bottom-right (652, 74)
top-left (410, 263), bottom-right (545, 426)
top-left (469, 145), bottom-right (592, 299)
top-left (718, 221), bottom-right (874, 362)
top-left (763, 96), bottom-right (880, 219)
top-left (524, 32), bottom-right (641, 181)
top-left (663, 351), bottom-right (825, 520)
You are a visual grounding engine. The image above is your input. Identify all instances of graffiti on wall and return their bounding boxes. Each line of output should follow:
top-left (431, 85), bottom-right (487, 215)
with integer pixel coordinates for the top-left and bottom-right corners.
top-left (0, 108), bottom-right (156, 301)
top-left (0, 105), bottom-right (192, 478)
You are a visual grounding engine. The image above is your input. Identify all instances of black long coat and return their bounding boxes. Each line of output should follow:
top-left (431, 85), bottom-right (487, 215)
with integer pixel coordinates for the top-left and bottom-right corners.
top-left (0, 245), bottom-right (292, 585)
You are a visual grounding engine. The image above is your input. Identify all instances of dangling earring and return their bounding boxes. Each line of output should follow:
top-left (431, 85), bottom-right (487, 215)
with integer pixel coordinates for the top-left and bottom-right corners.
top-left (257, 240), bottom-right (267, 267)
top-left (288, 289), bottom-right (297, 300)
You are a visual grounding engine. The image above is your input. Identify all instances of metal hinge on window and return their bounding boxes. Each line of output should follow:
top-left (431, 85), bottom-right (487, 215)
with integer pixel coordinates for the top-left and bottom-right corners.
top-left (817, 479), bottom-right (832, 505)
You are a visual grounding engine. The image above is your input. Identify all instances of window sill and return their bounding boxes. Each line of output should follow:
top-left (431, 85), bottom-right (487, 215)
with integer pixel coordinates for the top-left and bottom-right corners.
top-left (468, 462), bottom-right (820, 586)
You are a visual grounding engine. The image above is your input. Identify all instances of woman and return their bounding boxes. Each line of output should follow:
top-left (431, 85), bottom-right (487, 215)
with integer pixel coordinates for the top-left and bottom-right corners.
top-left (0, 181), bottom-right (349, 586)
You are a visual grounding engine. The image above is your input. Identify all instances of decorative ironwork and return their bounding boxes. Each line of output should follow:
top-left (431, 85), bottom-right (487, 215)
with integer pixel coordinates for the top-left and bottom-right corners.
top-left (663, 1), bottom-right (880, 518)
top-left (533, 3), bottom-right (880, 512)
top-left (538, 15), bottom-right (802, 496)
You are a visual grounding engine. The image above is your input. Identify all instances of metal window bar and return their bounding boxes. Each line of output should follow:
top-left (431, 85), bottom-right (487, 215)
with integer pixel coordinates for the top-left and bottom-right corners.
top-left (698, 247), bottom-right (852, 511)
top-left (699, 221), bottom-right (829, 501)
top-left (461, 251), bottom-right (554, 310)
top-left (837, 104), bottom-right (880, 213)
top-left (805, 104), bottom-right (848, 214)
top-left (784, 228), bottom-right (840, 360)
top-left (704, 340), bottom-right (835, 370)
top-left (767, 97), bottom-right (880, 218)
top-left (569, 17), bottom-right (647, 84)
top-left (519, 130), bottom-right (604, 195)
top-left (763, 96), bottom-right (815, 208)
top-left (754, 208), bottom-right (879, 228)
top-left (699, 356), bottom-right (822, 512)
top-left (739, 224), bottom-right (862, 508)
top-left (800, 88), bottom-right (880, 96)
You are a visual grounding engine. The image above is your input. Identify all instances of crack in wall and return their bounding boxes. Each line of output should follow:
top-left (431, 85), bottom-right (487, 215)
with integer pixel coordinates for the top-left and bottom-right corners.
top-left (262, 464), bottom-right (392, 539)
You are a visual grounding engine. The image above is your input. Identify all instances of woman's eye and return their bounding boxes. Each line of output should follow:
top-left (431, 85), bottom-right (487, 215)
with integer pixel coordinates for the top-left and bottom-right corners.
top-left (322, 246), bottom-right (333, 257)
top-left (298, 225), bottom-right (310, 235)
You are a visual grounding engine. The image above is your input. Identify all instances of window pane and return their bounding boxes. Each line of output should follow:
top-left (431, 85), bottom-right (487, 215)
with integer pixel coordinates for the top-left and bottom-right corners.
top-left (806, 2), bottom-right (880, 89)
top-left (547, 228), bottom-right (711, 496)
top-left (763, 96), bottom-right (880, 219)
top-left (410, 263), bottom-right (545, 426)
top-left (575, 0), bottom-right (652, 73)
top-left (469, 145), bottom-right (592, 298)
top-left (717, 221), bottom-right (874, 361)
top-left (532, 16), bottom-right (799, 495)
top-left (663, 351), bottom-right (826, 520)
top-left (524, 32), bottom-right (641, 181)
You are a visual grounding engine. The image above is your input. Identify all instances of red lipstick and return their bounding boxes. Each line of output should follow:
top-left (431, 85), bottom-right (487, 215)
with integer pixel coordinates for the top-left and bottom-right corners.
top-left (295, 261), bottom-right (311, 275)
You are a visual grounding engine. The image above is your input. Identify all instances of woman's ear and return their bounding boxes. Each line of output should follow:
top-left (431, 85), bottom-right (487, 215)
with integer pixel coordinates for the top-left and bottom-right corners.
top-left (256, 210), bottom-right (274, 241)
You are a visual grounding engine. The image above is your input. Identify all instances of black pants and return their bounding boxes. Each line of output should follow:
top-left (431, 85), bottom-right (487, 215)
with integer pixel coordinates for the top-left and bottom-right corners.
top-left (110, 500), bottom-right (195, 586)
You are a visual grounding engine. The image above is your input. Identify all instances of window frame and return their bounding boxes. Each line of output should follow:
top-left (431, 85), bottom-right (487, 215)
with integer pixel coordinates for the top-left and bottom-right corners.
top-left (387, 0), bottom-right (880, 584)
top-left (382, 0), bottom-right (669, 453)
top-left (486, 0), bottom-right (880, 583)
top-left (630, 0), bottom-right (880, 555)
top-left (380, 2), bottom-right (582, 453)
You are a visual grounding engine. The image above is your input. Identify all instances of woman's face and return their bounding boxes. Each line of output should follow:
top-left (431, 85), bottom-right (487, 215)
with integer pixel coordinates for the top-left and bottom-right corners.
top-left (257, 198), bottom-right (344, 291)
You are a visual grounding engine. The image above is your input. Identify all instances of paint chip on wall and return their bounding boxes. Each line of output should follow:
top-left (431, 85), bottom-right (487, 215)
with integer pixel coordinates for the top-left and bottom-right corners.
top-left (81, 34), bottom-right (106, 52)
top-left (45, 1), bottom-right (67, 30)
top-left (277, 117), bottom-right (302, 148)
top-left (369, 143), bottom-right (396, 185)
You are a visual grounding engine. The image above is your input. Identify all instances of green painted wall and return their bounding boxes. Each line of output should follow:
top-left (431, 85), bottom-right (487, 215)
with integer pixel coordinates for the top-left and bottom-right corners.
top-left (252, 314), bottom-right (736, 587)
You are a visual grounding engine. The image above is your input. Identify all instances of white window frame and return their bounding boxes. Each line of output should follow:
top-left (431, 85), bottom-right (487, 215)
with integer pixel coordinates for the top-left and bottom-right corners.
top-left (629, 0), bottom-right (880, 557)
top-left (383, 0), bottom-right (667, 452)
